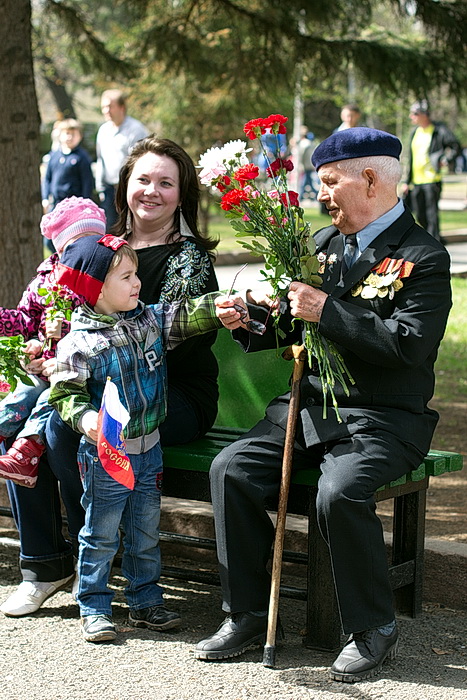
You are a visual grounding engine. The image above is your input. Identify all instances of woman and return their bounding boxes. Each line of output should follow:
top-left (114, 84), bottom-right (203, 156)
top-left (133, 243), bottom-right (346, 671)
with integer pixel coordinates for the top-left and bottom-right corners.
top-left (2, 137), bottom-right (220, 617)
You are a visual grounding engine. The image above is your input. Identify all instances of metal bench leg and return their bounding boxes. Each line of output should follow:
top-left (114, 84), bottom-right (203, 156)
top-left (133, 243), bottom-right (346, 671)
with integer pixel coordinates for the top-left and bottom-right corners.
top-left (303, 489), bottom-right (341, 650)
top-left (391, 484), bottom-right (427, 617)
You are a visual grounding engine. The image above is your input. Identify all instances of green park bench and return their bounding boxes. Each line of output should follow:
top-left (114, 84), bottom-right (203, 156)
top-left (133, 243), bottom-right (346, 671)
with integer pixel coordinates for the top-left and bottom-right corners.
top-left (161, 330), bottom-right (464, 651)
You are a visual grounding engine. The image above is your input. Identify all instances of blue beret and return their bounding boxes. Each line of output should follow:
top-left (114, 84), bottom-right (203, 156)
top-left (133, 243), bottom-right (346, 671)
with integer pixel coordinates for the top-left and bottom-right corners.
top-left (312, 127), bottom-right (402, 170)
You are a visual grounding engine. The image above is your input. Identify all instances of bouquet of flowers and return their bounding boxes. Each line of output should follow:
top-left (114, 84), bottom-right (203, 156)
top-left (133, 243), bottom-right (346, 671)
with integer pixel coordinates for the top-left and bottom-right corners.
top-left (197, 114), bottom-right (354, 421)
top-left (38, 283), bottom-right (74, 349)
top-left (0, 335), bottom-right (34, 392)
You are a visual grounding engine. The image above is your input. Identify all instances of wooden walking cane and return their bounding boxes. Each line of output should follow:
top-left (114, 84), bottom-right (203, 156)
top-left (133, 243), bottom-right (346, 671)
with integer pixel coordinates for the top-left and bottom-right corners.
top-left (263, 343), bottom-right (306, 668)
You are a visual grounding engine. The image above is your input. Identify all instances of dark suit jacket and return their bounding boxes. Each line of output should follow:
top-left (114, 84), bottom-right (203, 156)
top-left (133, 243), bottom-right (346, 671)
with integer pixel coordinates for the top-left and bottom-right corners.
top-left (237, 206), bottom-right (452, 455)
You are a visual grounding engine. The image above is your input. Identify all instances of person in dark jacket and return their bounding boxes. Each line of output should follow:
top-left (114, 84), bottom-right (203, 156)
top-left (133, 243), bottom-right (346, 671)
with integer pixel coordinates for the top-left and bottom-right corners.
top-left (402, 100), bottom-right (460, 242)
top-left (196, 127), bottom-right (452, 683)
top-left (42, 119), bottom-right (94, 214)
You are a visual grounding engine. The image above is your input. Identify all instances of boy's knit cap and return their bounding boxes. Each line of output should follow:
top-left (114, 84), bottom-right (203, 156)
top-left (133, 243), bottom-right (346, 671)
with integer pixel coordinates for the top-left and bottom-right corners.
top-left (56, 234), bottom-right (129, 306)
top-left (312, 127), bottom-right (402, 171)
top-left (41, 196), bottom-right (106, 253)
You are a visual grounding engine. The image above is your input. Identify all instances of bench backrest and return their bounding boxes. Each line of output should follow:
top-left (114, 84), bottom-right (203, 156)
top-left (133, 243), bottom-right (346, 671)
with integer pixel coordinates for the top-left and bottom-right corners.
top-left (213, 330), bottom-right (292, 429)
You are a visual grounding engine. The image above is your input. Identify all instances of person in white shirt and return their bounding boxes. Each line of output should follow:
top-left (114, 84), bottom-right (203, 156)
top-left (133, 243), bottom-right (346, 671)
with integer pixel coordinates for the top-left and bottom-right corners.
top-left (95, 89), bottom-right (148, 230)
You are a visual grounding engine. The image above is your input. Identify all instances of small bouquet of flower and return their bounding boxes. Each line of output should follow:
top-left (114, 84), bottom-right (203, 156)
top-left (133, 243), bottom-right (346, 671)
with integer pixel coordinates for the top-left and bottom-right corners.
top-left (0, 335), bottom-right (35, 392)
top-left (198, 114), bottom-right (354, 421)
top-left (38, 283), bottom-right (74, 349)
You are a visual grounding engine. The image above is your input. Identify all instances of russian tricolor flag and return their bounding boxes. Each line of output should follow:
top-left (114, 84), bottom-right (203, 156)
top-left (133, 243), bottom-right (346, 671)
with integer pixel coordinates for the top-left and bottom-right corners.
top-left (97, 377), bottom-right (134, 490)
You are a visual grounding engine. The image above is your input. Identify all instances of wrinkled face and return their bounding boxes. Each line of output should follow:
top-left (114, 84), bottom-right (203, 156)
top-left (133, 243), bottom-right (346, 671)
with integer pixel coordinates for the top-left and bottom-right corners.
top-left (101, 97), bottom-right (126, 126)
top-left (97, 255), bottom-right (141, 315)
top-left (59, 129), bottom-right (81, 150)
top-left (126, 152), bottom-right (181, 234)
top-left (317, 163), bottom-right (371, 234)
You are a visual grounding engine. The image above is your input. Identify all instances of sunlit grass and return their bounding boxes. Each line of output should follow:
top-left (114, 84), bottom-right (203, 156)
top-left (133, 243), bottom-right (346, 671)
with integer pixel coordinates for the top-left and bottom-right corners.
top-left (434, 277), bottom-right (467, 403)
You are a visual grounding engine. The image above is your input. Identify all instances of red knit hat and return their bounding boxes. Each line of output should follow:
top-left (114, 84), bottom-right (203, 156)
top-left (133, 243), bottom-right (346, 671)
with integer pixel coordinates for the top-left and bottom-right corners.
top-left (41, 197), bottom-right (106, 253)
top-left (55, 234), bottom-right (129, 306)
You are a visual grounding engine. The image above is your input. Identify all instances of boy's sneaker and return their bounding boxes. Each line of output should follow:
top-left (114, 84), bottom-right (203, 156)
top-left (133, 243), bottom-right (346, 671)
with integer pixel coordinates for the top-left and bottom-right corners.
top-left (129, 605), bottom-right (181, 631)
top-left (0, 437), bottom-right (45, 487)
top-left (81, 614), bottom-right (117, 643)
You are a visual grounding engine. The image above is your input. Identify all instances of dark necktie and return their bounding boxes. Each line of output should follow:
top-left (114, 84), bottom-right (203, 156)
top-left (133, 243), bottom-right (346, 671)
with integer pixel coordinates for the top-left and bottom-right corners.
top-left (342, 234), bottom-right (357, 275)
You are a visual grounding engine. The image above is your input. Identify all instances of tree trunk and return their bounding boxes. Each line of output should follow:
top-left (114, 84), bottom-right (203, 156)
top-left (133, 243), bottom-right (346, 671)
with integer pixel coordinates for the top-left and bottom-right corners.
top-left (0, 0), bottom-right (42, 307)
top-left (36, 42), bottom-right (76, 119)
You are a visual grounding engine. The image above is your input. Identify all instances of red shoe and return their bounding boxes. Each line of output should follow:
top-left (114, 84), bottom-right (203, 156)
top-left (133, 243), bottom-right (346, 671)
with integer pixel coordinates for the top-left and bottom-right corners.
top-left (0, 438), bottom-right (44, 488)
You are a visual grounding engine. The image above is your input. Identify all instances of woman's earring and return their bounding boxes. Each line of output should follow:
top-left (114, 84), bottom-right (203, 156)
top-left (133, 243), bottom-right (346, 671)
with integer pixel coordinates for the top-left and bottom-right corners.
top-left (179, 208), bottom-right (193, 238)
top-left (125, 210), bottom-right (132, 234)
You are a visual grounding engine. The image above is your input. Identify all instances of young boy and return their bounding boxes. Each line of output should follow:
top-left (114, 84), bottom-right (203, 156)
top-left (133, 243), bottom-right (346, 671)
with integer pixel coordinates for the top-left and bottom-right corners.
top-left (49, 234), bottom-right (224, 643)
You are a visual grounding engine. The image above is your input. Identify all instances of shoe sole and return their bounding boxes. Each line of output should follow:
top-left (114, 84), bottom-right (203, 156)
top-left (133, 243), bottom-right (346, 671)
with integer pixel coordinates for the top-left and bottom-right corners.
top-left (194, 632), bottom-right (267, 661)
top-left (330, 639), bottom-right (399, 683)
top-left (82, 629), bottom-right (117, 643)
top-left (128, 615), bottom-right (181, 631)
top-left (0, 575), bottom-right (75, 617)
top-left (0, 470), bottom-right (36, 488)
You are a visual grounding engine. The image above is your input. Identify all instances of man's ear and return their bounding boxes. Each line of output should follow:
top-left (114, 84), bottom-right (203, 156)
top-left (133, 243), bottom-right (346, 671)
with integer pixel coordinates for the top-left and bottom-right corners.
top-left (363, 168), bottom-right (377, 197)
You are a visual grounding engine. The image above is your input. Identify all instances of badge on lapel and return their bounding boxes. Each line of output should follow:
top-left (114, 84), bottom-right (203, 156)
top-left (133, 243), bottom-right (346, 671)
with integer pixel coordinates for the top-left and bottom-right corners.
top-left (317, 251), bottom-right (338, 275)
top-left (351, 257), bottom-right (414, 300)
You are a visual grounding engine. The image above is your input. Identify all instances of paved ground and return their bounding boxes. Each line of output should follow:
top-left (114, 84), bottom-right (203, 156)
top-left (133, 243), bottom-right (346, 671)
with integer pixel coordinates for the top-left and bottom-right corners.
top-left (0, 537), bottom-right (466, 700)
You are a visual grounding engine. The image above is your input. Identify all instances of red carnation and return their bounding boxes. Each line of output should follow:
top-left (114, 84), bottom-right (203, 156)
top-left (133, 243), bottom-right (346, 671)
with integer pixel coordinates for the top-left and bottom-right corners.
top-left (266, 158), bottom-right (294, 178)
top-left (234, 164), bottom-right (260, 187)
top-left (220, 188), bottom-right (249, 211)
top-left (264, 114), bottom-right (288, 134)
top-left (216, 175), bottom-right (231, 192)
top-left (243, 118), bottom-right (267, 140)
top-left (280, 191), bottom-right (300, 207)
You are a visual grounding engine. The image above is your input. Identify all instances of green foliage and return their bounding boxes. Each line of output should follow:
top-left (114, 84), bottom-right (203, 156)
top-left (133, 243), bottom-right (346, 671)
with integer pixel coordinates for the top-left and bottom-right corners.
top-left (0, 336), bottom-right (35, 392)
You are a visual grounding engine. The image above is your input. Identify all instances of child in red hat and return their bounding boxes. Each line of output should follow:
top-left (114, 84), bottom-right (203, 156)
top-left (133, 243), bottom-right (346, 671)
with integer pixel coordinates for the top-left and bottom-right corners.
top-left (48, 233), bottom-right (224, 642)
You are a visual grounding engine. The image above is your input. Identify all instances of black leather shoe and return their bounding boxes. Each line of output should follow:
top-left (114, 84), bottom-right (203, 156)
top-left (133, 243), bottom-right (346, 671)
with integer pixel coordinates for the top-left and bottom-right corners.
top-left (330, 625), bottom-right (399, 683)
top-left (195, 612), bottom-right (271, 660)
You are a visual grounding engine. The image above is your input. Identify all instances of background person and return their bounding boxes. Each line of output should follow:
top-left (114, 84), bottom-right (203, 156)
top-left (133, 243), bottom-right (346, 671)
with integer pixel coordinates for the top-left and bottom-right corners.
top-left (334, 103), bottom-right (362, 132)
top-left (1, 137), bottom-right (220, 619)
top-left (95, 89), bottom-right (148, 230)
top-left (195, 127), bottom-right (452, 683)
top-left (41, 119), bottom-right (94, 253)
top-left (403, 99), bottom-right (461, 242)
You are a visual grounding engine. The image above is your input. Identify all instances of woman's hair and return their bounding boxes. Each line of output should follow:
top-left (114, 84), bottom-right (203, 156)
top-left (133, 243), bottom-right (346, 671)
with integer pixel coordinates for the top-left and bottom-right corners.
top-left (112, 135), bottom-right (217, 252)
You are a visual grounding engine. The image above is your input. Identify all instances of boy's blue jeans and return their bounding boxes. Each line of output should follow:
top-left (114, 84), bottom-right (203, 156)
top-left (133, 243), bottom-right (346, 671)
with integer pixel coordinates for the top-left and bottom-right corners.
top-left (76, 440), bottom-right (164, 617)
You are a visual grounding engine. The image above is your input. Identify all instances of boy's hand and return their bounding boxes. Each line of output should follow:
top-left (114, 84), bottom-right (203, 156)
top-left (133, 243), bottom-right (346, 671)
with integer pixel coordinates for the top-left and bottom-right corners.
top-left (246, 289), bottom-right (278, 309)
top-left (41, 358), bottom-right (57, 378)
top-left (215, 295), bottom-right (249, 331)
top-left (81, 411), bottom-right (99, 442)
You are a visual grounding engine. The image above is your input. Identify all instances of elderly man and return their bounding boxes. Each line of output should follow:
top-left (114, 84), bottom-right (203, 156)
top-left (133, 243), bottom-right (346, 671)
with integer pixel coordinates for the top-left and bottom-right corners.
top-left (95, 89), bottom-right (148, 230)
top-left (195, 127), bottom-right (452, 682)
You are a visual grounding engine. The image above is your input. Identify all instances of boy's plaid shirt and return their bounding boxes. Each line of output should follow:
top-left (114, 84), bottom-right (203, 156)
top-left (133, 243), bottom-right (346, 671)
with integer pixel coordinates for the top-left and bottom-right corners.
top-left (49, 292), bottom-right (223, 440)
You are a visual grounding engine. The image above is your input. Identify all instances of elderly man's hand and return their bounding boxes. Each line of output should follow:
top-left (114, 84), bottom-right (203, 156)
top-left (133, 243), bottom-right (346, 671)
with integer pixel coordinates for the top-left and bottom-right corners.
top-left (288, 282), bottom-right (328, 322)
top-left (215, 295), bottom-right (250, 331)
